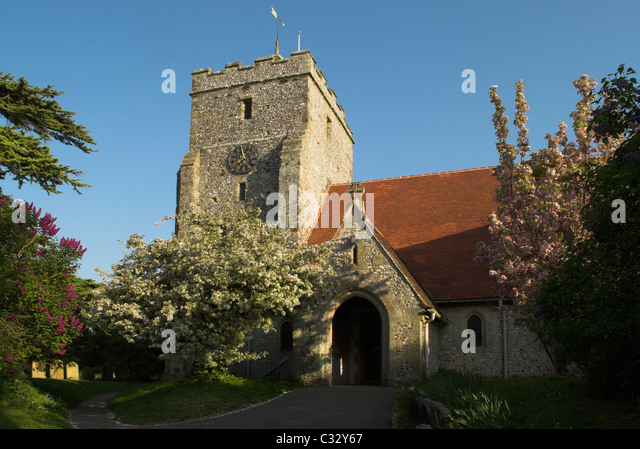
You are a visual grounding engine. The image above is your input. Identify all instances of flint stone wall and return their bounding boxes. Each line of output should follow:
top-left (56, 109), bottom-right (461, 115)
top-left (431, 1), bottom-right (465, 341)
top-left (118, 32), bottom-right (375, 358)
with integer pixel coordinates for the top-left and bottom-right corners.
top-left (434, 302), bottom-right (555, 377)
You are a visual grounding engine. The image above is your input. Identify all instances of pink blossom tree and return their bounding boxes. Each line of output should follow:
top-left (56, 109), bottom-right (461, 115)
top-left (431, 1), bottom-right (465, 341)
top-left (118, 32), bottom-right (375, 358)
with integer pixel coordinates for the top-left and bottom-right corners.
top-left (475, 76), bottom-right (621, 339)
top-left (0, 193), bottom-right (87, 379)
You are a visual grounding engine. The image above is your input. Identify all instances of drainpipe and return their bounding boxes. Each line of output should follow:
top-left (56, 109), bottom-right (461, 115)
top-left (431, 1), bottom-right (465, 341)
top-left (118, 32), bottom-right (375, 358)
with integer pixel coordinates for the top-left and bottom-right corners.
top-left (499, 299), bottom-right (507, 378)
top-left (423, 309), bottom-right (436, 376)
top-left (425, 318), bottom-right (429, 375)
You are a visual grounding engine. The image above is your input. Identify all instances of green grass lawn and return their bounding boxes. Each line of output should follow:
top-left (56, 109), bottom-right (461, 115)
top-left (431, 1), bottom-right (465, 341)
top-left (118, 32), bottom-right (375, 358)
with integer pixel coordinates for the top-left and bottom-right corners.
top-left (109, 374), bottom-right (300, 425)
top-left (0, 378), bottom-right (69, 429)
top-left (0, 377), bottom-right (144, 429)
top-left (30, 378), bottom-right (144, 409)
top-left (395, 373), bottom-right (640, 429)
top-left (482, 376), bottom-right (640, 429)
top-left (6, 372), bottom-right (638, 429)
top-left (0, 374), bottom-right (299, 428)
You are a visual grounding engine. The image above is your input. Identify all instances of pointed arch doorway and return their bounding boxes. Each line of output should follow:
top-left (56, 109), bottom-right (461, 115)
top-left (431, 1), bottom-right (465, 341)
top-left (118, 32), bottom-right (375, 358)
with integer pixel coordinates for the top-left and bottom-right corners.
top-left (331, 297), bottom-right (382, 385)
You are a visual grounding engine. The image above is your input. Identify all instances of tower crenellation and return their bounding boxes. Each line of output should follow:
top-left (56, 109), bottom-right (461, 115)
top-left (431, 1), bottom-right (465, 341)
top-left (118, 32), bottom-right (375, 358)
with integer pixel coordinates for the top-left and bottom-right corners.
top-left (189, 50), bottom-right (352, 144)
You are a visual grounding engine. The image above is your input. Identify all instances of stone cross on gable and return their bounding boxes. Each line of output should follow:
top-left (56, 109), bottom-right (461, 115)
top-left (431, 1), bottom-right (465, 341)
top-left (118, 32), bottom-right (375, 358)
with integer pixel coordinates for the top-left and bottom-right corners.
top-left (345, 181), bottom-right (373, 241)
top-left (347, 181), bottom-right (365, 222)
top-left (346, 181), bottom-right (364, 196)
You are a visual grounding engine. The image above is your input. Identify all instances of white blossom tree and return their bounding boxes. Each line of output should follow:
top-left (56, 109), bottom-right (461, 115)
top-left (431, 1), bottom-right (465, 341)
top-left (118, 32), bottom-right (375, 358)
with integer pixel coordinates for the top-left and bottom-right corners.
top-left (91, 206), bottom-right (345, 372)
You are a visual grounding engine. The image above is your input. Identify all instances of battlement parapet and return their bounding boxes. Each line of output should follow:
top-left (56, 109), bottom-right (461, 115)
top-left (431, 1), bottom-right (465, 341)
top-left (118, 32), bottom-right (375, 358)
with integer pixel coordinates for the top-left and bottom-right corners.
top-left (191, 50), bottom-right (349, 132)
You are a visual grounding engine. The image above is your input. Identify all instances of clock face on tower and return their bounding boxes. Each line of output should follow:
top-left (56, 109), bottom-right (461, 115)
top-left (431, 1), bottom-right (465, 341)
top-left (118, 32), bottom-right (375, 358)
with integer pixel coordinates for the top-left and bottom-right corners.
top-left (227, 144), bottom-right (258, 175)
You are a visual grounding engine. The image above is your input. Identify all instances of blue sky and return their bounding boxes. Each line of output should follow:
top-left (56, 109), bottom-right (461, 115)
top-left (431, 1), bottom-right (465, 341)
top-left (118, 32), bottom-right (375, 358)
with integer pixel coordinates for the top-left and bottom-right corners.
top-left (1, 0), bottom-right (638, 281)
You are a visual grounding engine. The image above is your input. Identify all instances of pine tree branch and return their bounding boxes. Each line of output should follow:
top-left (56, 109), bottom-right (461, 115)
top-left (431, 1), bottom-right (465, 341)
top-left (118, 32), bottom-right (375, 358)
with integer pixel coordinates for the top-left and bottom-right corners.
top-left (0, 72), bottom-right (96, 194)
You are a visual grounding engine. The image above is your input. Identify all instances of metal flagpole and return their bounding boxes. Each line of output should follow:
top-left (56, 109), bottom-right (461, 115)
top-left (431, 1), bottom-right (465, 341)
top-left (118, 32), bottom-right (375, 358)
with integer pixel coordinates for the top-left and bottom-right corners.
top-left (271, 6), bottom-right (284, 55)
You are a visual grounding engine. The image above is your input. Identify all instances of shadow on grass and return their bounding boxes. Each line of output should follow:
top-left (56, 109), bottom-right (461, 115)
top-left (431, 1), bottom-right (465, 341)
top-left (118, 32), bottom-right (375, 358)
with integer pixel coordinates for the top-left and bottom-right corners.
top-left (29, 378), bottom-right (146, 409)
top-left (396, 371), bottom-right (640, 429)
top-left (108, 375), bottom-right (301, 425)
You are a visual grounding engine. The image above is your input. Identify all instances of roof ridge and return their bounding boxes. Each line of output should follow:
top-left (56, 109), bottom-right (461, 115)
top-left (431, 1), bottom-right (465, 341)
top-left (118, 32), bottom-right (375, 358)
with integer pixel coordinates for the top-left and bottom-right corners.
top-left (329, 166), bottom-right (496, 187)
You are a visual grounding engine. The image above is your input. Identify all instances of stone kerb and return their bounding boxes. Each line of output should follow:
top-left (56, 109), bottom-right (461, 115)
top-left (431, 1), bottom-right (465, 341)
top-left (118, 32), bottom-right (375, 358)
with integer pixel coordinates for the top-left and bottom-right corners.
top-left (409, 387), bottom-right (452, 429)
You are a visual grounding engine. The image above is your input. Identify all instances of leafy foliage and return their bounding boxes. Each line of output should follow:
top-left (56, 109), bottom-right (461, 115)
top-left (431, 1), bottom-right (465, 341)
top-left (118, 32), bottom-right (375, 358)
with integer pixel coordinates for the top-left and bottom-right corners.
top-left (522, 65), bottom-right (640, 397)
top-left (62, 278), bottom-right (164, 381)
top-left (0, 377), bottom-right (68, 428)
top-left (69, 328), bottom-right (165, 381)
top-left (590, 64), bottom-right (640, 145)
top-left (416, 370), bottom-right (513, 429)
top-left (450, 390), bottom-right (513, 429)
top-left (0, 193), bottom-right (86, 380)
top-left (0, 72), bottom-right (96, 194)
top-left (536, 132), bottom-right (640, 396)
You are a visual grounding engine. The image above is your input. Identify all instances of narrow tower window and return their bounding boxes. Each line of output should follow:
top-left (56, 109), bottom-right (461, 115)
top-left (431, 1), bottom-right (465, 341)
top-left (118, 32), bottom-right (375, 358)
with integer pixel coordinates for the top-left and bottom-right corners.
top-left (352, 243), bottom-right (358, 265)
top-left (242, 98), bottom-right (253, 119)
top-left (238, 181), bottom-right (247, 201)
top-left (326, 116), bottom-right (332, 139)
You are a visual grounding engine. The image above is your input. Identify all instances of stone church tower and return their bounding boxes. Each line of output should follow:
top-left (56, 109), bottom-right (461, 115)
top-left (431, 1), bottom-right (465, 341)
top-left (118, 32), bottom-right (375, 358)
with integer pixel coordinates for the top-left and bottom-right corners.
top-left (177, 50), bottom-right (354, 235)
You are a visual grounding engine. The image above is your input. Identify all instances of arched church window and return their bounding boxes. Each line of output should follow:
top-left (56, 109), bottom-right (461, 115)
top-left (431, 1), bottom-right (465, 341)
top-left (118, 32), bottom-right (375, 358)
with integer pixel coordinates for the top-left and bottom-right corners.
top-left (467, 314), bottom-right (483, 347)
top-left (280, 320), bottom-right (293, 352)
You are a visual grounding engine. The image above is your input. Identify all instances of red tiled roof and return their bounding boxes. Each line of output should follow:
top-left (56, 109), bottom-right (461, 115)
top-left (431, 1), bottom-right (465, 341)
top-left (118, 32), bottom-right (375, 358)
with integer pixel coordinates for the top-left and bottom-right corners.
top-left (306, 167), bottom-right (500, 301)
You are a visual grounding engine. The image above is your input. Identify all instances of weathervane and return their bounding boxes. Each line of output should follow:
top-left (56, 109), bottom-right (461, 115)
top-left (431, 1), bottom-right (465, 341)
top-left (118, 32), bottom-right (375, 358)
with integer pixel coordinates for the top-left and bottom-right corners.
top-left (271, 6), bottom-right (285, 56)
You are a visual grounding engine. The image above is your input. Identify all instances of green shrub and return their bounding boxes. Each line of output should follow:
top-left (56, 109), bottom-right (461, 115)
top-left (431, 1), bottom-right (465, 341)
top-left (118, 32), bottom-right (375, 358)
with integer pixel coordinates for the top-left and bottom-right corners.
top-left (0, 378), bottom-right (68, 428)
top-left (415, 370), bottom-right (513, 429)
top-left (450, 390), bottom-right (513, 429)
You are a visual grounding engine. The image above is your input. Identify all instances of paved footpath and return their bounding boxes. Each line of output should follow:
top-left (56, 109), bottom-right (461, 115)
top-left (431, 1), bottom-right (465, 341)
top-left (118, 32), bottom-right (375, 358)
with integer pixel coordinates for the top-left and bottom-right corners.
top-left (68, 392), bottom-right (134, 429)
top-left (69, 385), bottom-right (399, 429)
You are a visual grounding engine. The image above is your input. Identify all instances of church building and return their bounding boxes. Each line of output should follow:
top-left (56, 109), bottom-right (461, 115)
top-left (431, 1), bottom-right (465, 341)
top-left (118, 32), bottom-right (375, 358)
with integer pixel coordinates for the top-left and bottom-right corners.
top-left (175, 49), bottom-right (555, 386)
